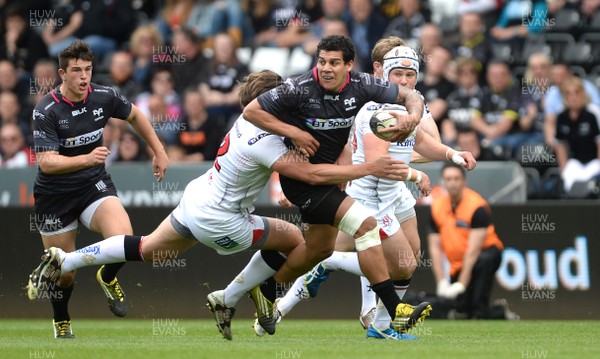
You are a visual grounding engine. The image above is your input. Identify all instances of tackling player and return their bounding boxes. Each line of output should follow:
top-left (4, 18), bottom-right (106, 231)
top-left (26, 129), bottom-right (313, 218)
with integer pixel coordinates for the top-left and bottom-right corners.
top-left (26, 70), bottom-right (410, 341)
top-left (31, 40), bottom-right (169, 338)
top-left (271, 44), bottom-right (476, 340)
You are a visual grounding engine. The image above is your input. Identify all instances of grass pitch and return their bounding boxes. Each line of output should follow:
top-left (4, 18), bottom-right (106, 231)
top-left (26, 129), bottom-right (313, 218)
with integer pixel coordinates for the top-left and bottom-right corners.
top-left (1, 319), bottom-right (599, 359)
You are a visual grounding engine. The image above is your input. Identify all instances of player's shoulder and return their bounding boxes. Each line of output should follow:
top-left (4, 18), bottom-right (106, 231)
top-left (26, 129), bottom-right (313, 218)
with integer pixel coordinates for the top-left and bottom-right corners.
top-left (351, 71), bottom-right (390, 89)
top-left (90, 83), bottom-right (119, 98)
top-left (34, 91), bottom-right (59, 115)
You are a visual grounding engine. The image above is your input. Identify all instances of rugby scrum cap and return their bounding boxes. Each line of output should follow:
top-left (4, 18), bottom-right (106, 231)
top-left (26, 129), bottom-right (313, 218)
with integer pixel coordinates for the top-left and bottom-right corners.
top-left (383, 46), bottom-right (419, 81)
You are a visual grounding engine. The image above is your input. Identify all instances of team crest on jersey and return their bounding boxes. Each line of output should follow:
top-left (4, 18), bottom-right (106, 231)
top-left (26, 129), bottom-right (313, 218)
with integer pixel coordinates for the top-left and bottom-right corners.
top-left (214, 236), bottom-right (239, 250)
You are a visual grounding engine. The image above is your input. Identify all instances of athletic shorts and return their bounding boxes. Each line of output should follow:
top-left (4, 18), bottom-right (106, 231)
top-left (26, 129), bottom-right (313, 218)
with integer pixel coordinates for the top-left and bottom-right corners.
top-left (279, 175), bottom-right (347, 225)
top-left (33, 174), bottom-right (119, 235)
top-left (170, 178), bottom-right (270, 255)
top-left (355, 184), bottom-right (416, 239)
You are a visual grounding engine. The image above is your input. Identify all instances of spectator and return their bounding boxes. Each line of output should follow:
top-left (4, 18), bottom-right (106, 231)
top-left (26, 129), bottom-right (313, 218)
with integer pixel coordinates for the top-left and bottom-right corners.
top-left (199, 32), bottom-right (248, 124)
top-left (517, 53), bottom-right (551, 151)
top-left (303, 18), bottom-right (349, 59)
top-left (383, 0), bottom-right (427, 42)
top-left (470, 60), bottom-right (522, 158)
top-left (42, 0), bottom-right (135, 60)
top-left (113, 129), bottom-right (148, 163)
top-left (418, 23), bottom-right (442, 72)
top-left (429, 163), bottom-right (516, 320)
top-left (136, 68), bottom-right (183, 123)
top-left (490, 0), bottom-right (548, 47)
top-left (240, 0), bottom-right (282, 47)
top-left (456, 127), bottom-right (503, 161)
top-left (248, 0), bottom-right (315, 48)
top-left (581, 0), bottom-right (600, 19)
top-left (187, 0), bottom-right (246, 47)
top-left (105, 51), bottom-right (143, 100)
top-left (441, 57), bottom-right (484, 145)
top-left (155, 0), bottom-right (196, 44)
top-left (168, 27), bottom-right (208, 95)
top-left (129, 25), bottom-right (163, 91)
top-left (543, 62), bottom-right (600, 147)
top-left (0, 122), bottom-right (31, 168)
top-left (172, 88), bottom-right (226, 162)
top-left (0, 90), bottom-right (29, 144)
top-left (416, 45), bottom-right (456, 122)
top-left (103, 118), bottom-right (122, 166)
top-left (555, 77), bottom-right (600, 192)
top-left (29, 59), bottom-right (58, 107)
top-left (345, 0), bottom-right (387, 72)
top-left (0, 4), bottom-right (49, 74)
top-left (0, 60), bottom-right (30, 105)
top-left (145, 94), bottom-right (182, 150)
top-left (448, 12), bottom-right (492, 72)
top-left (457, 0), bottom-right (500, 31)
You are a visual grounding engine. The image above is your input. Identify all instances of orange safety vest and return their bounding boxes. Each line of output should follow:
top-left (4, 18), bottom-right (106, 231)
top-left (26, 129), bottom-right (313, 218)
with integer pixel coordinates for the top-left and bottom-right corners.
top-left (430, 187), bottom-right (503, 277)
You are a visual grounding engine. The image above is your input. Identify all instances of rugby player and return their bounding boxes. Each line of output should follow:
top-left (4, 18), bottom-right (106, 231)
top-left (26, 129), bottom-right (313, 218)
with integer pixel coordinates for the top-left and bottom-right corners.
top-left (30, 40), bottom-right (169, 338)
top-left (241, 35), bottom-right (432, 334)
top-left (26, 70), bottom-right (410, 341)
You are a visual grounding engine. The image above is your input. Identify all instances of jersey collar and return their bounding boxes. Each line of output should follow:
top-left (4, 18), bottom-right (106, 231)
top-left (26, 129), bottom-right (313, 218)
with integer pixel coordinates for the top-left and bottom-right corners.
top-left (50, 85), bottom-right (93, 107)
top-left (312, 67), bottom-right (351, 93)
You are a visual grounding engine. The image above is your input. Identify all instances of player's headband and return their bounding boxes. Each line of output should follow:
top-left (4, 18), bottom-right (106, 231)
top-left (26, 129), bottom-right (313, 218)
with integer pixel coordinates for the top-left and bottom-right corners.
top-left (383, 46), bottom-right (419, 81)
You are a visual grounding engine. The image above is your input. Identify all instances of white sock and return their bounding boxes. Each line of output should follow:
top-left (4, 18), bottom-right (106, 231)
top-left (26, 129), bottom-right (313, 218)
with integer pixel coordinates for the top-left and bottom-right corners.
top-left (360, 276), bottom-right (377, 315)
top-left (223, 251), bottom-right (276, 307)
top-left (276, 276), bottom-right (307, 317)
top-left (322, 251), bottom-right (363, 276)
top-left (62, 235), bottom-right (126, 272)
top-left (373, 299), bottom-right (392, 330)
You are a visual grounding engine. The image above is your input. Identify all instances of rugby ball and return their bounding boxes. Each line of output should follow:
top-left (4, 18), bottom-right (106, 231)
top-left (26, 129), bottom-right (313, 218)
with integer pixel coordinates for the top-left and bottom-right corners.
top-left (370, 109), bottom-right (405, 141)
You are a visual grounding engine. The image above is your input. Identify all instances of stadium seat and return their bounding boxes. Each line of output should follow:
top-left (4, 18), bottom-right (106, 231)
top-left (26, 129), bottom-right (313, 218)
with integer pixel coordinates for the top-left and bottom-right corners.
top-left (236, 47), bottom-right (252, 66)
top-left (522, 167), bottom-right (542, 199)
top-left (580, 33), bottom-right (600, 62)
top-left (548, 8), bottom-right (582, 33)
top-left (286, 47), bottom-right (313, 77)
top-left (248, 47), bottom-right (290, 76)
top-left (561, 42), bottom-right (593, 69)
top-left (588, 11), bottom-right (600, 32)
top-left (543, 33), bottom-right (575, 62)
top-left (438, 15), bottom-right (459, 36)
top-left (519, 41), bottom-right (551, 64)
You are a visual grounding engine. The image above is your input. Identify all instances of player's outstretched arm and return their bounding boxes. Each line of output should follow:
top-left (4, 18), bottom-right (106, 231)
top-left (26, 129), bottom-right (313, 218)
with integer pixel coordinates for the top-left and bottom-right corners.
top-left (243, 99), bottom-right (319, 157)
top-left (411, 116), bottom-right (441, 163)
top-left (413, 128), bottom-right (477, 171)
top-left (127, 104), bottom-right (169, 182)
top-left (271, 151), bottom-right (409, 185)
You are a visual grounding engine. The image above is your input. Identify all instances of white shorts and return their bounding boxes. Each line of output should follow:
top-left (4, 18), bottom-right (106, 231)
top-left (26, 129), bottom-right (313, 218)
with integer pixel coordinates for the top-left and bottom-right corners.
top-left (357, 184), bottom-right (416, 239)
top-left (170, 179), bottom-right (269, 255)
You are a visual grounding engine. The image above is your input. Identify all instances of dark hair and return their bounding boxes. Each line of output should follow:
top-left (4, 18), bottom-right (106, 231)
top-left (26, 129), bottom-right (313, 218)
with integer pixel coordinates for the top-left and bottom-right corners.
top-left (239, 70), bottom-right (283, 107)
top-left (58, 40), bottom-right (94, 70)
top-left (317, 35), bottom-right (355, 64)
top-left (441, 162), bottom-right (466, 178)
top-left (5, 4), bottom-right (26, 20)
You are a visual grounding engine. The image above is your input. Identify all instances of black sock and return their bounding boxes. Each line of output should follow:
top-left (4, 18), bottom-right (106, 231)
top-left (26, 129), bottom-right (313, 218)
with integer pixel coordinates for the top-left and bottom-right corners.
top-left (260, 277), bottom-right (279, 302)
top-left (51, 283), bottom-right (73, 322)
top-left (258, 251), bottom-right (287, 302)
top-left (372, 279), bottom-right (401, 318)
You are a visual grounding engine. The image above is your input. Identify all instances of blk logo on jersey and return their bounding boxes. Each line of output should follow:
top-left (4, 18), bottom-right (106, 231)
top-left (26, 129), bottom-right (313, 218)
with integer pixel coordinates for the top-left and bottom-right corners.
top-left (71, 107), bottom-right (87, 116)
top-left (61, 128), bottom-right (104, 147)
top-left (305, 117), bottom-right (354, 130)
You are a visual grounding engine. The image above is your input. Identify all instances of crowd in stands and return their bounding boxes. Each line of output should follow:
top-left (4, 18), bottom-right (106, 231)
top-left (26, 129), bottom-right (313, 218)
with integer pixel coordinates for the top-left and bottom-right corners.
top-left (0, 0), bottom-right (599, 199)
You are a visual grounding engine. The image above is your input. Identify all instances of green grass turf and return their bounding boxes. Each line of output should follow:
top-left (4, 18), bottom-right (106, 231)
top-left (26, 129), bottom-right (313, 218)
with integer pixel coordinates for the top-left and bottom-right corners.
top-left (1, 319), bottom-right (599, 359)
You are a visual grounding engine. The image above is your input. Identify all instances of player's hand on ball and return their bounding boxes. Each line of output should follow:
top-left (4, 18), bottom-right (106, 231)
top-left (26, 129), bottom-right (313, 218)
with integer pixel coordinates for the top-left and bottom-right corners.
top-left (379, 112), bottom-right (419, 143)
top-left (439, 282), bottom-right (466, 299)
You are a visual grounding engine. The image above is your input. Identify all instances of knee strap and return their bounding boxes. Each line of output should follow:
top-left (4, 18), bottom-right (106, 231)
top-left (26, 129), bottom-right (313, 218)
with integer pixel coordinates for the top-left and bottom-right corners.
top-left (355, 226), bottom-right (382, 251)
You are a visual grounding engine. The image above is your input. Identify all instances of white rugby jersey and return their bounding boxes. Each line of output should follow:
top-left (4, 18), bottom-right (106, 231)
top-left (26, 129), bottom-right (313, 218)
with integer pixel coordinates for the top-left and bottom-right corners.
top-left (347, 100), bottom-right (430, 205)
top-left (194, 116), bottom-right (287, 212)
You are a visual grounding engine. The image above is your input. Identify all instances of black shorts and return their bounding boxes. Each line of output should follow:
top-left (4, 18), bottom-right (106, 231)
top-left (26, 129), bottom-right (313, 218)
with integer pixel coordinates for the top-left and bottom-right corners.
top-left (280, 175), bottom-right (347, 225)
top-left (33, 174), bottom-right (118, 234)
